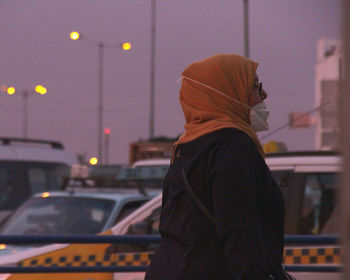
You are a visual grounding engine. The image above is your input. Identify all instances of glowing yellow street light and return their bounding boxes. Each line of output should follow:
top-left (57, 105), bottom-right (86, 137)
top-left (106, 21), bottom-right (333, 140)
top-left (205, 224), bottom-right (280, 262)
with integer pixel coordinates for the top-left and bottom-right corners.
top-left (35, 85), bottom-right (47, 95)
top-left (70, 31), bottom-right (80, 41)
top-left (89, 157), bottom-right (98, 165)
top-left (121, 42), bottom-right (132, 51)
top-left (7, 87), bottom-right (16, 95)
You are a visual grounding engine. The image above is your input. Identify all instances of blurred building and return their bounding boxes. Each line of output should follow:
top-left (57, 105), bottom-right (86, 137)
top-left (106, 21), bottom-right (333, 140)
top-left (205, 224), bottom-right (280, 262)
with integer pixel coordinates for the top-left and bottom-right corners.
top-left (129, 136), bottom-right (177, 164)
top-left (315, 37), bottom-right (343, 150)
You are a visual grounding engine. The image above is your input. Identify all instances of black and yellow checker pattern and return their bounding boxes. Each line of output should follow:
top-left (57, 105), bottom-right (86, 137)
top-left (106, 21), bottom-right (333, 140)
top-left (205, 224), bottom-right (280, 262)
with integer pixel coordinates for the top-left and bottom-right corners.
top-left (283, 246), bottom-right (342, 265)
top-left (18, 251), bottom-right (152, 267)
top-left (16, 245), bottom-right (341, 268)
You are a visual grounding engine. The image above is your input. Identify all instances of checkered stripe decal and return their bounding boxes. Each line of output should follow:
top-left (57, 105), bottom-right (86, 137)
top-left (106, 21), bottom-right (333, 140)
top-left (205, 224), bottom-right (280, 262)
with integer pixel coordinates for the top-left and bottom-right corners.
top-left (17, 247), bottom-right (342, 267)
top-left (283, 247), bottom-right (342, 264)
top-left (18, 252), bottom-right (153, 267)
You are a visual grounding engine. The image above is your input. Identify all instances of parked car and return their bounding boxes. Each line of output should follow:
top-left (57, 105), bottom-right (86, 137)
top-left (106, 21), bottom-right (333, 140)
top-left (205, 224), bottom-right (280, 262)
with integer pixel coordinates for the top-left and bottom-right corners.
top-left (0, 137), bottom-right (78, 222)
top-left (0, 188), bottom-right (157, 256)
top-left (0, 151), bottom-right (342, 280)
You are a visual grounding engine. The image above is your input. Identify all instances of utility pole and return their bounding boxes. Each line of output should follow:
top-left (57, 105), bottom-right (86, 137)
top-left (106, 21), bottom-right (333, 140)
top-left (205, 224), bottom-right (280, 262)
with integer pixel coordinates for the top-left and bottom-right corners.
top-left (98, 42), bottom-right (104, 164)
top-left (5, 86), bottom-right (47, 139)
top-left (22, 90), bottom-right (28, 138)
top-left (104, 128), bottom-right (111, 165)
top-left (149, 0), bottom-right (156, 139)
top-left (243, 0), bottom-right (250, 58)
top-left (341, 0), bottom-right (350, 277)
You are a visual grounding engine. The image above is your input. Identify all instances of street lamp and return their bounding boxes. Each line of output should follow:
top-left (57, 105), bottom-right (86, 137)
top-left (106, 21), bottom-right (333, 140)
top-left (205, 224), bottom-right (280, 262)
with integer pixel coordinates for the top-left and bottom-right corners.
top-left (89, 157), bottom-right (98, 166)
top-left (149, 0), bottom-right (156, 139)
top-left (243, 0), bottom-right (250, 58)
top-left (3, 85), bottom-right (47, 138)
top-left (103, 127), bottom-right (111, 164)
top-left (69, 31), bottom-right (132, 164)
top-left (6, 87), bottom-right (16, 95)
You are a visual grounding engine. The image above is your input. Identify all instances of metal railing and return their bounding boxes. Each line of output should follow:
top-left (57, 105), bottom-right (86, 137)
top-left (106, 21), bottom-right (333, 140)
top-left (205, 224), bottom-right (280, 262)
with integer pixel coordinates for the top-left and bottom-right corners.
top-left (0, 235), bottom-right (342, 274)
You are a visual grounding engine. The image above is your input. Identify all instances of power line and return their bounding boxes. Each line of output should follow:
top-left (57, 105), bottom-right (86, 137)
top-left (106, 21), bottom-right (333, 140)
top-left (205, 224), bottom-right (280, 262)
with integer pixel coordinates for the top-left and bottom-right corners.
top-left (260, 101), bottom-right (331, 141)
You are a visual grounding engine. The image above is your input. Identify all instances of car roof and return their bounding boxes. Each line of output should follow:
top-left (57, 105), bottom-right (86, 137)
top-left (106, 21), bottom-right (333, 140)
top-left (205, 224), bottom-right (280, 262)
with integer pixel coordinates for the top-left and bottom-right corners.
top-left (31, 189), bottom-right (157, 202)
top-left (131, 152), bottom-right (342, 169)
top-left (266, 151), bottom-right (341, 167)
top-left (0, 138), bottom-right (77, 165)
top-left (132, 158), bottom-right (171, 167)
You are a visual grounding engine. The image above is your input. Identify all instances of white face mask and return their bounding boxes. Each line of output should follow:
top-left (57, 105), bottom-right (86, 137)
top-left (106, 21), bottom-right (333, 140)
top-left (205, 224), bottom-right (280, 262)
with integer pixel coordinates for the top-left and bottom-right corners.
top-left (179, 76), bottom-right (270, 132)
top-left (250, 102), bottom-right (270, 132)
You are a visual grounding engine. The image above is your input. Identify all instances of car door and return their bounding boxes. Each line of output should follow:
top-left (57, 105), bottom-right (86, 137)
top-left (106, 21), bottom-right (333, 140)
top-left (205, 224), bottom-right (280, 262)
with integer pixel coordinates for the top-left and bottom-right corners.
top-left (111, 206), bottom-right (161, 280)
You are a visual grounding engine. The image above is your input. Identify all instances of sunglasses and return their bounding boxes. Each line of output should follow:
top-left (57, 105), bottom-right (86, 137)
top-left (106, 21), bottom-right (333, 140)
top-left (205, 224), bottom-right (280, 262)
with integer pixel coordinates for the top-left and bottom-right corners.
top-left (253, 81), bottom-right (264, 99)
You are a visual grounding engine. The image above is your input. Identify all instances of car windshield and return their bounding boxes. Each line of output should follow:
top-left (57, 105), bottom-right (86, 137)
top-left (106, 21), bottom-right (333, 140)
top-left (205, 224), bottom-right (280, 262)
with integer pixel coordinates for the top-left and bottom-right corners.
top-left (0, 161), bottom-right (68, 210)
top-left (0, 197), bottom-right (115, 235)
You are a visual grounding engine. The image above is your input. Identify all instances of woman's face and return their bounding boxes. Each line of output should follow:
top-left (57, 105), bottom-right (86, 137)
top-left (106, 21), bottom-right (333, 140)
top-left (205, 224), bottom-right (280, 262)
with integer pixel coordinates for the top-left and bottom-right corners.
top-left (248, 75), bottom-right (267, 107)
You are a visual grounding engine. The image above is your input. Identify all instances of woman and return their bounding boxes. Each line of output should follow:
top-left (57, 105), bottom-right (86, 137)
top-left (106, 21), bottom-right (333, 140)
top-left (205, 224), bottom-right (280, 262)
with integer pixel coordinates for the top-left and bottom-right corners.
top-left (145, 54), bottom-right (293, 280)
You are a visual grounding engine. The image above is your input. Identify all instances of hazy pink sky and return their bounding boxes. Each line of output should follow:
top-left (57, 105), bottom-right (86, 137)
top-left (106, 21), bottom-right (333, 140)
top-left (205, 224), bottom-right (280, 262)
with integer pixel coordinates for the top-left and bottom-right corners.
top-left (0, 0), bottom-right (341, 163)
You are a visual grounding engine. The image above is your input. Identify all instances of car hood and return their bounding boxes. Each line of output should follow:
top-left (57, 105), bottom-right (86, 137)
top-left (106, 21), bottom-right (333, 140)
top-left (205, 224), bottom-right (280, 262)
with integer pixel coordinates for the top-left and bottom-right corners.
top-left (0, 245), bottom-right (37, 257)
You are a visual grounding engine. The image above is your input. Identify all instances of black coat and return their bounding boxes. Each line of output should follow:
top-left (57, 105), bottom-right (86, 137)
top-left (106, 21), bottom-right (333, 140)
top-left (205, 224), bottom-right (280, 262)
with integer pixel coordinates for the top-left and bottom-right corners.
top-left (145, 128), bottom-right (285, 280)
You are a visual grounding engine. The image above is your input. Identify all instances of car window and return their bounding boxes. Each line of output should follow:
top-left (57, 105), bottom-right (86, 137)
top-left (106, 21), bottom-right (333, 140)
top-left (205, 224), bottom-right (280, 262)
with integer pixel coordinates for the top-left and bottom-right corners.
top-left (143, 206), bottom-right (161, 235)
top-left (0, 167), bottom-right (13, 207)
top-left (301, 173), bottom-right (339, 234)
top-left (28, 168), bottom-right (47, 194)
top-left (0, 161), bottom-right (28, 210)
top-left (0, 197), bottom-right (115, 235)
top-left (113, 200), bottom-right (149, 225)
top-left (27, 163), bottom-right (67, 194)
top-left (0, 161), bottom-right (68, 211)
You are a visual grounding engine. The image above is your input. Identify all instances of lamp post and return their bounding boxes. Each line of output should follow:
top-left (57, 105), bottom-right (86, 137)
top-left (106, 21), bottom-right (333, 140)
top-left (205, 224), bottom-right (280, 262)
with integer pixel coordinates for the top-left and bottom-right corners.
top-left (70, 31), bottom-right (132, 164)
top-left (103, 127), bottom-right (111, 164)
top-left (243, 0), bottom-right (250, 58)
top-left (4, 85), bottom-right (47, 138)
top-left (149, 0), bottom-right (156, 139)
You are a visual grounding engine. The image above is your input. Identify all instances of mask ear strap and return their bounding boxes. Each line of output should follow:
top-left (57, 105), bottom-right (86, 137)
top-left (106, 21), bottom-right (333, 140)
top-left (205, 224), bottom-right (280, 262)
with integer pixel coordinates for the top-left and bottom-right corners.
top-left (179, 76), bottom-right (252, 110)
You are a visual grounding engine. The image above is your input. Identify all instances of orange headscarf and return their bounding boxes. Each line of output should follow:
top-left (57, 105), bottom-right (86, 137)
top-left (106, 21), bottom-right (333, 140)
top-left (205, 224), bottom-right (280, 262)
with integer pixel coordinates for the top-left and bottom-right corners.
top-left (175, 54), bottom-right (264, 157)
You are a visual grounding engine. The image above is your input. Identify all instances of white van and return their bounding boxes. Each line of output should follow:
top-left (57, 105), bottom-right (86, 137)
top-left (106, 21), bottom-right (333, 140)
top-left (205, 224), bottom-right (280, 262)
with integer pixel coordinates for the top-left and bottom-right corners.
top-left (0, 137), bottom-right (78, 221)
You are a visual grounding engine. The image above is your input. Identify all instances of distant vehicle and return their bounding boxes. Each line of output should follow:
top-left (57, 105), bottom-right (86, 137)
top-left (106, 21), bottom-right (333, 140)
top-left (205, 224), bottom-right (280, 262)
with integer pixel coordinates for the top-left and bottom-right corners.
top-left (131, 158), bottom-right (170, 168)
top-left (0, 151), bottom-right (342, 280)
top-left (129, 151), bottom-right (341, 235)
top-left (0, 137), bottom-right (78, 221)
